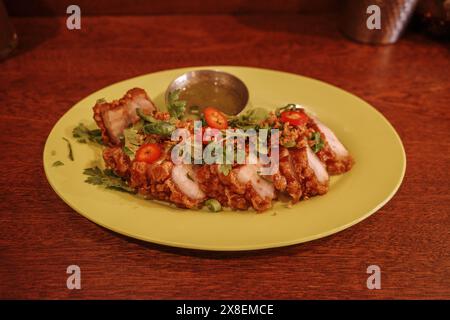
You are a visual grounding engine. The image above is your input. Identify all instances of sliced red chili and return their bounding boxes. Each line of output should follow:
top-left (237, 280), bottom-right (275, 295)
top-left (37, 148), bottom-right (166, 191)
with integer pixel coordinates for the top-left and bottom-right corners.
top-left (203, 107), bottom-right (228, 130)
top-left (280, 110), bottom-right (309, 126)
top-left (135, 143), bottom-right (162, 164)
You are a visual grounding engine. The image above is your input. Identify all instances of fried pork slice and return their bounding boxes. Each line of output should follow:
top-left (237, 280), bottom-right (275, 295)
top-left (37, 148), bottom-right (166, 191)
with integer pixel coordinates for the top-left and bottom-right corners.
top-left (309, 116), bottom-right (354, 175)
top-left (196, 165), bottom-right (250, 210)
top-left (279, 147), bottom-right (303, 203)
top-left (103, 146), bottom-right (131, 178)
top-left (171, 164), bottom-right (206, 201)
top-left (290, 146), bottom-right (329, 198)
top-left (129, 160), bottom-right (205, 209)
top-left (236, 164), bottom-right (276, 212)
top-left (93, 88), bottom-right (156, 146)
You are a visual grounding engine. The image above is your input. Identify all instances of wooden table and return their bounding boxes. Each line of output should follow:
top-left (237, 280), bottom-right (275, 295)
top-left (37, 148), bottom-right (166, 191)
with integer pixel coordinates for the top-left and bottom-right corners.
top-left (0, 14), bottom-right (449, 299)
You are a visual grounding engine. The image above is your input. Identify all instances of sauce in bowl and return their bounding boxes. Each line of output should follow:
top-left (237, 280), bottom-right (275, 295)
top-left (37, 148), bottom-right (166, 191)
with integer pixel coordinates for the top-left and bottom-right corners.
top-left (166, 70), bottom-right (249, 116)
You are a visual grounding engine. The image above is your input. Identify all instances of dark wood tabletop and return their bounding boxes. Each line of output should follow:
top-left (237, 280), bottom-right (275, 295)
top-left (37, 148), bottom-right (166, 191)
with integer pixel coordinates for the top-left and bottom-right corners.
top-left (0, 13), bottom-right (449, 299)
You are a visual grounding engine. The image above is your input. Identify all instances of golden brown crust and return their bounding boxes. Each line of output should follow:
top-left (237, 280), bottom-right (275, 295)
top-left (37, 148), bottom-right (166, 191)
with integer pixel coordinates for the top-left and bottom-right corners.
top-left (103, 147), bottom-right (131, 178)
top-left (290, 148), bottom-right (329, 198)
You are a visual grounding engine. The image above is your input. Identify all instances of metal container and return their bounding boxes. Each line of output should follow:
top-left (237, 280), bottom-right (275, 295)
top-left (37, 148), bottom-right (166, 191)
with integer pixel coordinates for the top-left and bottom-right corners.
top-left (166, 70), bottom-right (249, 115)
top-left (0, 0), bottom-right (18, 60)
top-left (340, 0), bottom-right (419, 44)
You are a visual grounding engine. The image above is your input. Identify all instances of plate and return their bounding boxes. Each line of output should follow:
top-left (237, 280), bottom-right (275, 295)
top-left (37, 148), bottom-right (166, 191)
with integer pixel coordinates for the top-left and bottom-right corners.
top-left (43, 66), bottom-right (406, 251)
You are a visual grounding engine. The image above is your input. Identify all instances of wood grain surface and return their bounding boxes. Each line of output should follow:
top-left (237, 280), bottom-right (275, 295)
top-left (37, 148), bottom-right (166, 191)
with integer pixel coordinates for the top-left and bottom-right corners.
top-left (0, 14), bottom-right (449, 299)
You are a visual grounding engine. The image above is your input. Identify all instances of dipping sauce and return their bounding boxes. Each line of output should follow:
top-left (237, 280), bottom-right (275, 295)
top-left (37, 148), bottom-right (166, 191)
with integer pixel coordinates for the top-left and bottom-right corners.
top-left (179, 80), bottom-right (245, 116)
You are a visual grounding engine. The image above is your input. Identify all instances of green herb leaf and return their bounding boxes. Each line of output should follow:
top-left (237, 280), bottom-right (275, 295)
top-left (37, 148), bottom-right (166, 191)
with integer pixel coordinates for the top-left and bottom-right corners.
top-left (52, 160), bottom-right (64, 167)
top-left (281, 140), bottom-right (296, 148)
top-left (122, 125), bottom-right (143, 159)
top-left (142, 122), bottom-right (176, 137)
top-left (62, 137), bottom-right (74, 161)
top-left (167, 89), bottom-right (187, 119)
top-left (72, 123), bottom-right (103, 145)
top-left (96, 98), bottom-right (107, 104)
top-left (136, 108), bottom-right (156, 123)
top-left (136, 108), bottom-right (176, 137)
top-left (204, 199), bottom-right (222, 212)
top-left (83, 167), bottom-right (134, 193)
top-left (275, 103), bottom-right (303, 117)
top-left (311, 132), bottom-right (325, 153)
top-left (228, 107), bottom-right (269, 129)
top-left (218, 164), bottom-right (232, 176)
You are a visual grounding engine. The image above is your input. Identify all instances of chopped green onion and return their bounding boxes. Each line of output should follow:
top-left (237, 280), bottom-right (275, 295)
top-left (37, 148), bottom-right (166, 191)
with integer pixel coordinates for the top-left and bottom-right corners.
top-left (205, 199), bottom-right (222, 212)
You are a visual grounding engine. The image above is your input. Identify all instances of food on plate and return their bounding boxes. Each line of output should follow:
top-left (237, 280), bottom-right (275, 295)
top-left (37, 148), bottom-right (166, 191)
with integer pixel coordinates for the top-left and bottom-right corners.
top-left (77, 88), bottom-right (354, 212)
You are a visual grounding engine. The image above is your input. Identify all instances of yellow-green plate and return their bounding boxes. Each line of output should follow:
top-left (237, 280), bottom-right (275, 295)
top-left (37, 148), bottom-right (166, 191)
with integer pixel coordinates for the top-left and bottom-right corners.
top-left (43, 66), bottom-right (406, 251)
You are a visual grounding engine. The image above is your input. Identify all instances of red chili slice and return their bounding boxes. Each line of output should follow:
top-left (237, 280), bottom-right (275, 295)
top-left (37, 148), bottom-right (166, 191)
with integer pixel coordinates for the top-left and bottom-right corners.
top-left (135, 143), bottom-right (162, 164)
top-left (280, 110), bottom-right (309, 126)
top-left (203, 107), bottom-right (228, 130)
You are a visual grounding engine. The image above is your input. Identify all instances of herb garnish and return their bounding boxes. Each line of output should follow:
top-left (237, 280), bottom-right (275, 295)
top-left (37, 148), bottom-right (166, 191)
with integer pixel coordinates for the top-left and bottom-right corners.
top-left (167, 89), bottom-right (187, 119)
top-left (52, 160), bottom-right (64, 167)
top-left (83, 167), bottom-right (134, 193)
top-left (218, 164), bottom-right (232, 176)
top-left (136, 108), bottom-right (176, 137)
top-left (204, 199), bottom-right (222, 212)
top-left (122, 124), bottom-right (143, 159)
top-left (275, 103), bottom-right (302, 117)
top-left (73, 123), bottom-right (103, 145)
top-left (311, 132), bottom-right (325, 153)
top-left (228, 107), bottom-right (269, 129)
top-left (62, 137), bottom-right (74, 161)
top-left (281, 140), bottom-right (296, 148)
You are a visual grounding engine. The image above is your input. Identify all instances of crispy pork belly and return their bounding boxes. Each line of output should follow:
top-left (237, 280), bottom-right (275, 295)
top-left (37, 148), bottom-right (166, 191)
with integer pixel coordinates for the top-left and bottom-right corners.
top-left (93, 88), bottom-right (156, 146)
top-left (103, 147), bottom-right (131, 178)
top-left (309, 117), bottom-right (354, 175)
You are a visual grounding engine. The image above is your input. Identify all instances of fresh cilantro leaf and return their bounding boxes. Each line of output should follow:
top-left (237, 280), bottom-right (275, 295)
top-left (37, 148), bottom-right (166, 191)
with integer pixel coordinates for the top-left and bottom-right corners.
top-left (167, 89), bottom-right (187, 119)
top-left (228, 107), bottom-right (269, 129)
top-left (62, 137), bottom-right (74, 161)
top-left (83, 167), bottom-right (134, 193)
top-left (122, 125), bottom-right (143, 159)
top-left (311, 132), bottom-right (325, 153)
top-left (281, 140), bottom-right (296, 148)
top-left (143, 122), bottom-right (176, 137)
top-left (123, 146), bottom-right (134, 157)
top-left (136, 108), bottom-right (176, 137)
top-left (52, 160), bottom-right (64, 167)
top-left (72, 123), bottom-right (103, 145)
top-left (275, 103), bottom-right (301, 117)
top-left (218, 164), bottom-right (232, 176)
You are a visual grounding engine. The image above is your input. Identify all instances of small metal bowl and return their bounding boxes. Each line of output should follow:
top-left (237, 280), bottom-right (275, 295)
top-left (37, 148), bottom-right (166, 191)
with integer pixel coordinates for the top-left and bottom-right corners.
top-left (165, 69), bottom-right (249, 115)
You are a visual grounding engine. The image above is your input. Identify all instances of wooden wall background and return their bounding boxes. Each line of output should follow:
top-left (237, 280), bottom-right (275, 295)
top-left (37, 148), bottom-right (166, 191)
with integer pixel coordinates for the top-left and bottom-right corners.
top-left (4, 0), bottom-right (338, 16)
